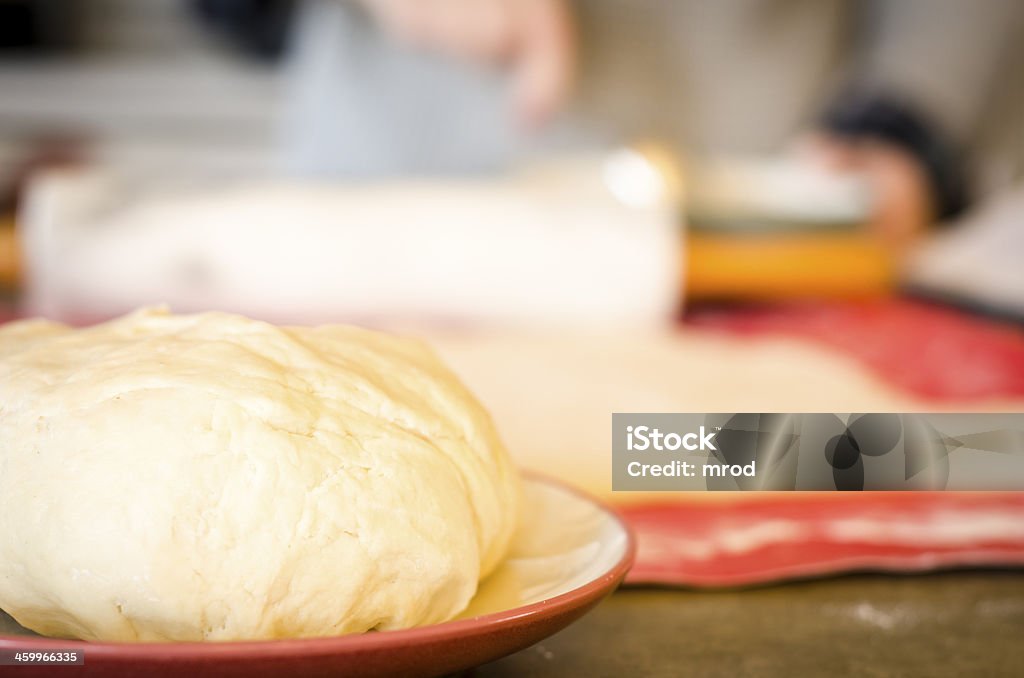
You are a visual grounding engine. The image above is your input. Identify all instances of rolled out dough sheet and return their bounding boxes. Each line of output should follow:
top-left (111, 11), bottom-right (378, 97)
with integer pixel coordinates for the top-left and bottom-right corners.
top-left (426, 329), bottom-right (1023, 504)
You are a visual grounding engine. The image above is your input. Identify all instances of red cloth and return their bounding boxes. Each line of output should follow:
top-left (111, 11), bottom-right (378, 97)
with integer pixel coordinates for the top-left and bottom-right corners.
top-left (687, 299), bottom-right (1024, 401)
top-left (623, 492), bottom-right (1024, 586)
top-left (625, 300), bottom-right (1024, 586)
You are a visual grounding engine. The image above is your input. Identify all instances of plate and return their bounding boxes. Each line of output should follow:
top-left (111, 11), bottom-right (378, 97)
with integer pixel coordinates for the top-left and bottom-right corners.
top-left (0, 475), bottom-right (634, 677)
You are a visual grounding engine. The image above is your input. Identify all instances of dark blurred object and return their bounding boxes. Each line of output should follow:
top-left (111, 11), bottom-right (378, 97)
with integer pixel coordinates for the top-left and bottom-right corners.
top-left (0, 0), bottom-right (82, 52)
top-left (191, 0), bottom-right (297, 61)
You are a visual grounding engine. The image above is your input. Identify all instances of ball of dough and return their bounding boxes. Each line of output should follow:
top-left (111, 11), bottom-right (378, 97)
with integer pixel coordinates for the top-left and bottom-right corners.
top-left (0, 308), bottom-right (519, 641)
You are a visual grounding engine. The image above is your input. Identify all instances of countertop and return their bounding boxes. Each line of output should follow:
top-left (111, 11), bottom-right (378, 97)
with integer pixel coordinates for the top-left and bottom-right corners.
top-left (471, 571), bottom-right (1024, 677)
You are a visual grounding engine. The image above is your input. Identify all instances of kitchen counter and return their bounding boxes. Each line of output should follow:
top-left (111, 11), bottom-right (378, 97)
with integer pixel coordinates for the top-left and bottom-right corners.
top-left (473, 571), bottom-right (1024, 677)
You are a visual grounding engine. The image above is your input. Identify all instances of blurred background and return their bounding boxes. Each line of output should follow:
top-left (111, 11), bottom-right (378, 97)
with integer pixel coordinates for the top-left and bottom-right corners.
top-left (2, 3), bottom-right (1024, 673)
top-left (2, 0), bottom-right (1024, 472)
top-left (0, 0), bottom-right (1023, 469)
top-left (0, 0), bottom-right (1022, 324)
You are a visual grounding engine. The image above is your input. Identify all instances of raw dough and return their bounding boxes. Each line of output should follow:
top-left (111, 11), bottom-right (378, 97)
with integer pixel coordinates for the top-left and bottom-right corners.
top-left (0, 308), bottom-right (519, 641)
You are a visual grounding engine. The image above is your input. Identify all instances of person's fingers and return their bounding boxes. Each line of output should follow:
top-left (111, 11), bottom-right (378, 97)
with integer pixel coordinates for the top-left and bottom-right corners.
top-left (361, 0), bottom-right (575, 125)
top-left (364, 0), bottom-right (513, 61)
top-left (415, 0), bottom-right (470, 52)
top-left (859, 141), bottom-right (933, 249)
top-left (362, 0), bottom-right (433, 46)
top-left (792, 132), bottom-right (860, 171)
top-left (510, 0), bottom-right (575, 126)
top-left (432, 0), bottom-right (515, 62)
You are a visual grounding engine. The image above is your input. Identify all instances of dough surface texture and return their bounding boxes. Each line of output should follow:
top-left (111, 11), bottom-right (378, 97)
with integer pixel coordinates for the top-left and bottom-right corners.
top-left (0, 308), bottom-right (519, 641)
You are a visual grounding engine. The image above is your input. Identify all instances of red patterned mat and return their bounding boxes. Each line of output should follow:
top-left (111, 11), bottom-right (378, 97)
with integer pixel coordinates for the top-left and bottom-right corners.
top-left (687, 299), bottom-right (1024, 401)
top-left (622, 492), bottom-right (1024, 586)
top-left (633, 300), bottom-right (1024, 585)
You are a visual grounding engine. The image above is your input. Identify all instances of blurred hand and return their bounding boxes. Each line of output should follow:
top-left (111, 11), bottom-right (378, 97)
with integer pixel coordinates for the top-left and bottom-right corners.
top-left (359, 0), bottom-right (575, 126)
top-left (796, 133), bottom-right (935, 252)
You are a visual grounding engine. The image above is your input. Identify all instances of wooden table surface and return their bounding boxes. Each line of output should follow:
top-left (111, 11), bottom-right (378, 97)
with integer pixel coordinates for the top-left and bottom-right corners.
top-left (471, 571), bottom-right (1024, 677)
